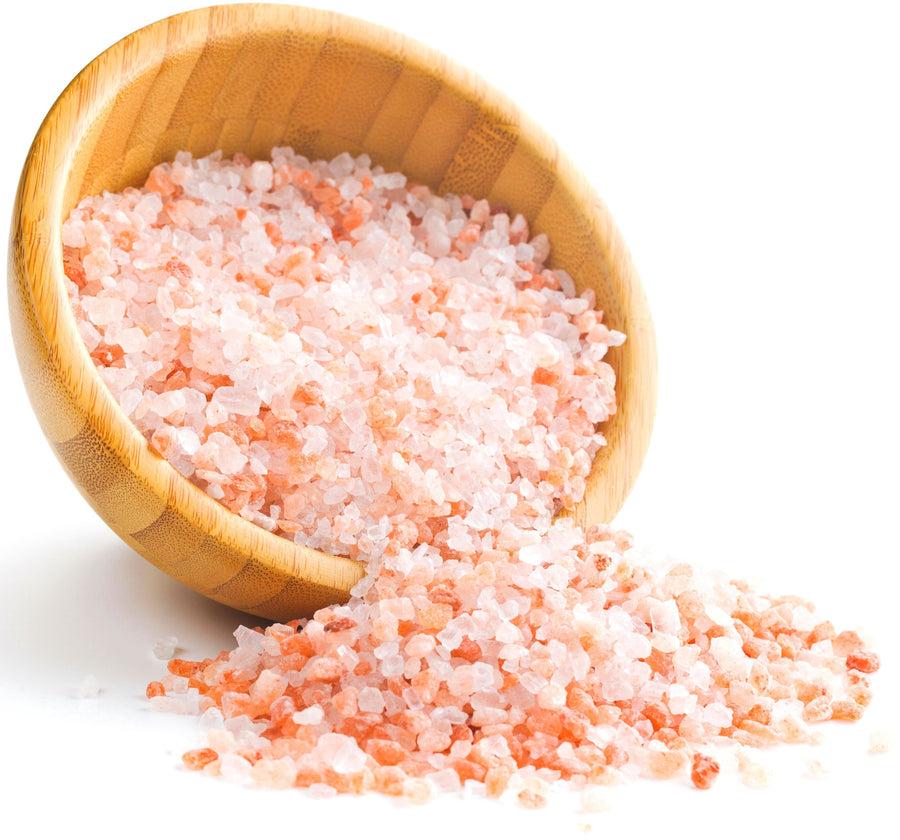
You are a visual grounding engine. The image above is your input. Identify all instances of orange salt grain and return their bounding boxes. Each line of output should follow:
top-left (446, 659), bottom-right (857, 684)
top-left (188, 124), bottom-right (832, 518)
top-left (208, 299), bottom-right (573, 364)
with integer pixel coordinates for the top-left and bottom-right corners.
top-left (846, 650), bottom-right (880, 674)
top-left (830, 700), bottom-right (864, 722)
top-left (365, 739), bottom-right (408, 766)
top-left (373, 765), bottom-right (407, 796)
top-left (517, 789), bottom-right (548, 809)
top-left (690, 753), bottom-right (719, 790)
top-left (145, 681), bottom-right (165, 699)
top-left (417, 602), bottom-right (453, 630)
top-left (182, 748), bottom-right (219, 771)
top-left (646, 749), bottom-right (687, 780)
top-left (167, 658), bottom-right (199, 678)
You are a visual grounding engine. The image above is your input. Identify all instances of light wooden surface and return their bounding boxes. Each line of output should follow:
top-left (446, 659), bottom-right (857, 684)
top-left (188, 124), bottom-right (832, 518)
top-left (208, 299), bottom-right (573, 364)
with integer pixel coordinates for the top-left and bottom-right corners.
top-left (8, 3), bottom-right (657, 620)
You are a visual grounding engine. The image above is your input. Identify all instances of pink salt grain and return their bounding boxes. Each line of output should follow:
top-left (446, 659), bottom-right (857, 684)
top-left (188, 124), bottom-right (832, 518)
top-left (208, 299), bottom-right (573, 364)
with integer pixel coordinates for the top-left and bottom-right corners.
top-left (65, 149), bottom-right (879, 807)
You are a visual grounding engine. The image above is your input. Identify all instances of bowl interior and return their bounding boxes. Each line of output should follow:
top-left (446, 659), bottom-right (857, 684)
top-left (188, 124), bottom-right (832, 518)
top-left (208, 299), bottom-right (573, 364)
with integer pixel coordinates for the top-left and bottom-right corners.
top-left (11, 4), bottom-right (656, 620)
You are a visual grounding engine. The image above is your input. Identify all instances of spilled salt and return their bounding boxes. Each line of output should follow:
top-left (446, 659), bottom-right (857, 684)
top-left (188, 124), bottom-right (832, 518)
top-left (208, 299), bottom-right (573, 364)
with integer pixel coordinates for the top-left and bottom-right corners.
top-left (63, 149), bottom-right (881, 806)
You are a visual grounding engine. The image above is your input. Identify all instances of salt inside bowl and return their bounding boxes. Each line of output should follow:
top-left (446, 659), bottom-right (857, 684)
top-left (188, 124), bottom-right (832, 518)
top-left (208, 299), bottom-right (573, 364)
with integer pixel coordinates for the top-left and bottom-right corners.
top-left (8, 4), bottom-right (656, 619)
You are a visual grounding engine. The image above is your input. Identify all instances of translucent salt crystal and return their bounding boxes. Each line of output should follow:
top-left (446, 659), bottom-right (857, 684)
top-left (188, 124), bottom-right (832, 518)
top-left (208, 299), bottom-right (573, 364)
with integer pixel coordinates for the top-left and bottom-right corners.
top-left (381, 655), bottom-right (405, 678)
top-left (233, 626), bottom-right (266, 653)
top-left (149, 694), bottom-right (194, 714)
top-left (153, 636), bottom-right (179, 660)
top-left (426, 768), bottom-right (462, 792)
top-left (666, 684), bottom-right (697, 716)
top-left (803, 758), bottom-right (829, 780)
top-left (83, 296), bottom-right (126, 326)
top-left (62, 220), bottom-right (86, 247)
top-left (374, 640), bottom-right (399, 660)
top-left (316, 733), bottom-right (368, 774)
top-left (869, 730), bottom-right (892, 755)
top-left (702, 702), bottom-right (733, 729)
top-left (211, 387), bottom-right (261, 417)
top-left (244, 160), bottom-right (274, 191)
top-left (600, 674), bottom-right (633, 702)
top-left (518, 671), bottom-right (547, 694)
top-left (436, 627), bottom-right (463, 652)
top-left (614, 633), bottom-right (652, 660)
top-left (495, 622), bottom-right (522, 644)
top-left (402, 687), bottom-right (425, 710)
top-left (710, 636), bottom-right (749, 677)
top-left (649, 599), bottom-right (681, 635)
top-left (300, 325), bottom-right (329, 349)
top-left (357, 687), bottom-right (385, 714)
top-left (220, 753), bottom-right (253, 784)
top-left (704, 603), bottom-right (734, 628)
top-left (307, 783), bottom-right (338, 799)
top-left (292, 705), bottom-right (324, 726)
top-left (518, 543), bottom-right (546, 565)
top-left (537, 684), bottom-right (566, 710)
top-left (207, 728), bottom-right (236, 753)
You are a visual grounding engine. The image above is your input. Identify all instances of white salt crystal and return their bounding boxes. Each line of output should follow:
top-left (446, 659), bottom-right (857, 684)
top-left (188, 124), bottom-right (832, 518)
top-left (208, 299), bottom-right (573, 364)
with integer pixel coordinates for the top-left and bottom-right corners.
top-left (702, 702), bottom-right (734, 729)
top-left (426, 768), bottom-right (462, 792)
top-left (83, 296), bottom-right (126, 326)
top-left (152, 635), bottom-right (179, 660)
top-left (381, 655), bottom-right (405, 677)
top-left (649, 599), bottom-right (681, 635)
top-left (244, 160), bottom-right (274, 191)
top-left (307, 783), bottom-right (338, 799)
top-left (869, 730), bottom-right (892, 754)
top-left (233, 625), bottom-right (265, 653)
top-left (292, 705), bottom-right (324, 726)
top-left (220, 753), bottom-right (253, 784)
top-left (211, 387), bottom-right (261, 417)
top-left (357, 687), bottom-right (385, 714)
top-left (316, 733), bottom-right (368, 774)
top-left (518, 671), bottom-right (547, 694)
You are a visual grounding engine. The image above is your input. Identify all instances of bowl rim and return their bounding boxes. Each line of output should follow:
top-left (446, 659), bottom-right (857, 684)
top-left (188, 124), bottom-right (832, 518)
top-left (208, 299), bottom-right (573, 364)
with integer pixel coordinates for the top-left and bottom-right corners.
top-left (10, 2), bottom-right (657, 612)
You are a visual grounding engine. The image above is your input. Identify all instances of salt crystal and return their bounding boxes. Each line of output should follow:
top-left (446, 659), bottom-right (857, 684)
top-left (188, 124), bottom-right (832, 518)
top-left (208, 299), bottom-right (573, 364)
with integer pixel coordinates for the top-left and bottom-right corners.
top-left (152, 636), bottom-right (179, 660)
top-left (869, 730), bottom-right (892, 755)
top-left (357, 687), bottom-right (385, 714)
top-left (292, 705), bottom-right (324, 726)
top-left (220, 753), bottom-right (253, 784)
top-left (316, 733), bottom-right (367, 774)
top-left (307, 783), bottom-right (338, 799)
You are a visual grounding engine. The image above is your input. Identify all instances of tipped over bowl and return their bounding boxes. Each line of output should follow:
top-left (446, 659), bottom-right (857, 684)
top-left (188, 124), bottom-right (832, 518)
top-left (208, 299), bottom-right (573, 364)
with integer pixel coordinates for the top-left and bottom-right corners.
top-left (8, 4), bottom-right (656, 620)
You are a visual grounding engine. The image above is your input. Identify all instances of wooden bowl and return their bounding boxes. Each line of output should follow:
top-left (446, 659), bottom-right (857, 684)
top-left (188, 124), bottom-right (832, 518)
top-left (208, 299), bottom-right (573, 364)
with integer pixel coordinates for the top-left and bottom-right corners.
top-left (8, 4), bottom-right (657, 621)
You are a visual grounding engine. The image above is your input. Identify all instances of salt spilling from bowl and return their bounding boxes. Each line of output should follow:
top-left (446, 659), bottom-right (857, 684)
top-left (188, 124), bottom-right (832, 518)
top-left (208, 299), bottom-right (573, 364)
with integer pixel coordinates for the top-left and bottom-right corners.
top-left (64, 149), bottom-right (879, 805)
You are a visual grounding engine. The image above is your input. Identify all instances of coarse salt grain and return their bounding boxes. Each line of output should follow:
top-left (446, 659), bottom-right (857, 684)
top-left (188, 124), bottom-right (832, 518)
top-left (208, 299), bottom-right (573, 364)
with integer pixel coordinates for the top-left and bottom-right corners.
top-left (63, 149), bottom-right (880, 807)
top-left (152, 635), bottom-right (179, 660)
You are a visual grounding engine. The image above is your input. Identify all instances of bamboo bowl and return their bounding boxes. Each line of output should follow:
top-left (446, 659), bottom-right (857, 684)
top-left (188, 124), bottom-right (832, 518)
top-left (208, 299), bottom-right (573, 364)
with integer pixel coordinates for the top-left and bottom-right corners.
top-left (9, 4), bottom-right (657, 621)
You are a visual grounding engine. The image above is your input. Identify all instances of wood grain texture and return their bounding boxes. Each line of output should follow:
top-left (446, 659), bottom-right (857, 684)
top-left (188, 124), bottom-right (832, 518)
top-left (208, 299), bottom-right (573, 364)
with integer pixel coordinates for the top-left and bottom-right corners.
top-left (8, 3), bottom-right (657, 620)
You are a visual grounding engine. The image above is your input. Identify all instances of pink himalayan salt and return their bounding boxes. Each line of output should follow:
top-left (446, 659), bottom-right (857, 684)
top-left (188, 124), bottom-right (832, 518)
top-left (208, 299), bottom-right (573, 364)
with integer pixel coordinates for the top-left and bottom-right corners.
top-left (63, 148), bottom-right (620, 561)
top-left (62, 150), bottom-right (880, 804)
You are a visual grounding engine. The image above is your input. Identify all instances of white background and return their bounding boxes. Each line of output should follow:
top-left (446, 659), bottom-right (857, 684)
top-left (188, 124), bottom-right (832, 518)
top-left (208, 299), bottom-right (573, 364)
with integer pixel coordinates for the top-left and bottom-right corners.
top-left (2, 1), bottom-right (898, 837)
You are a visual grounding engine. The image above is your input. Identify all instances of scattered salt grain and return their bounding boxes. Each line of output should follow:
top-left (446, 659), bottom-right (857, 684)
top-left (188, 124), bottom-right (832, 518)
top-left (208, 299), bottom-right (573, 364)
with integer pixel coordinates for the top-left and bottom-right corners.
top-left (803, 758), bottom-right (829, 780)
top-left (152, 635), bottom-right (179, 660)
top-left (868, 730), bottom-right (891, 755)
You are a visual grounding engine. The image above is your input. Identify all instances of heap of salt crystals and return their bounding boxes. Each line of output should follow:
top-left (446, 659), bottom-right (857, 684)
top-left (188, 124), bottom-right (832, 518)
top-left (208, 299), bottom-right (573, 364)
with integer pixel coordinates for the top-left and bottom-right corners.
top-left (64, 150), bottom-right (879, 805)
